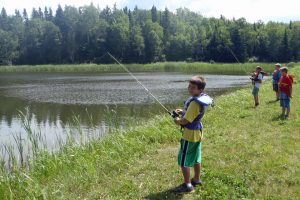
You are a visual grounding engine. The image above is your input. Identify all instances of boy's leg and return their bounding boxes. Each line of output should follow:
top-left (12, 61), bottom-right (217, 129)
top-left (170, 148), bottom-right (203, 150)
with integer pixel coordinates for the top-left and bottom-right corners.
top-left (286, 97), bottom-right (291, 117)
top-left (280, 92), bottom-right (285, 116)
top-left (282, 107), bottom-right (285, 116)
top-left (255, 95), bottom-right (259, 105)
top-left (181, 167), bottom-right (191, 184)
top-left (276, 91), bottom-right (280, 100)
top-left (253, 95), bottom-right (258, 105)
top-left (193, 163), bottom-right (201, 182)
top-left (174, 140), bottom-right (194, 194)
top-left (253, 87), bottom-right (259, 106)
top-left (275, 84), bottom-right (280, 100)
top-left (178, 139), bottom-right (192, 185)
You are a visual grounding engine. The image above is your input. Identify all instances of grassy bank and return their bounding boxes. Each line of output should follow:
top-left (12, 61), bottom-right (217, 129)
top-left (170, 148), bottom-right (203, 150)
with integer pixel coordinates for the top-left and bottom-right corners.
top-left (0, 62), bottom-right (294, 75)
top-left (0, 66), bottom-right (299, 199)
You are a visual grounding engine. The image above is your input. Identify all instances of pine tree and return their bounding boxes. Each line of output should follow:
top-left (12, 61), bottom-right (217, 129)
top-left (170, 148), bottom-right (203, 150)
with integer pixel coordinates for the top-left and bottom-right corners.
top-left (15, 10), bottom-right (21, 18)
top-left (0, 8), bottom-right (8, 30)
top-left (231, 28), bottom-right (247, 62)
top-left (151, 6), bottom-right (158, 23)
top-left (23, 9), bottom-right (28, 22)
top-left (31, 8), bottom-right (40, 19)
top-left (162, 8), bottom-right (170, 46)
top-left (48, 8), bottom-right (53, 21)
top-left (54, 5), bottom-right (66, 33)
top-left (38, 7), bottom-right (44, 19)
top-left (289, 21), bottom-right (293, 29)
top-left (279, 29), bottom-right (291, 62)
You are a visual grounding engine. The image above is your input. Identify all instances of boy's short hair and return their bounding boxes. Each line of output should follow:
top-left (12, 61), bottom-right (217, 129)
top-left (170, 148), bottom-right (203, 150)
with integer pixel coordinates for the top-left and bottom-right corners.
top-left (275, 63), bottom-right (281, 67)
top-left (190, 76), bottom-right (206, 90)
top-left (256, 66), bottom-right (262, 71)
top-left (280, 67), bottom-right (288, 73)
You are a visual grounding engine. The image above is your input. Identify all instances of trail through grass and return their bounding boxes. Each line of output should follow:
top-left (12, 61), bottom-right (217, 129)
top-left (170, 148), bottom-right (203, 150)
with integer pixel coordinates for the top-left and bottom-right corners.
top-left (0, 65), bottom-right (299, 199)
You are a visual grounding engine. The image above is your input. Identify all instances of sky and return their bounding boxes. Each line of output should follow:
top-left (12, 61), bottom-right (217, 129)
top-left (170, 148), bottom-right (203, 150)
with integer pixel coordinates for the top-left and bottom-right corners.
top-left (1, 0), bottom-right (300, 23)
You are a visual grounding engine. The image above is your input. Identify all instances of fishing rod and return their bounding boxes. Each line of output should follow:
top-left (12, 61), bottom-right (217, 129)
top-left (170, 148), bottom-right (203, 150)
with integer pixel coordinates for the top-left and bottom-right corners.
top-left (106, 52), bottom-right (177, 118)
top-left (224, 44), bottom-right (254, 76)
top-left (225, 45), bottom-right (240, 64)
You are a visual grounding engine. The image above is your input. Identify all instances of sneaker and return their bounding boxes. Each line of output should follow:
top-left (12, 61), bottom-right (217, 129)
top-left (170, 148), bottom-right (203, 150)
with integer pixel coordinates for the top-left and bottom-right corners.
top-left (285, 114), bottom-right (289, 119)
top-left (191, 178), bottom-right (203, 187)
top-left (172, 183), bottom-right (194, 194)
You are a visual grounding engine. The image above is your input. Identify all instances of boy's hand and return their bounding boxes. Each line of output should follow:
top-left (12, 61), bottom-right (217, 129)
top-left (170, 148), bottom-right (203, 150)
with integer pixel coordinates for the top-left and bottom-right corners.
top-left (174, 117), bottom-right (189, 126)
top-left (175, 109), bottom-right (183, 114)
top-left (174, 117), bottom-right (180, 125)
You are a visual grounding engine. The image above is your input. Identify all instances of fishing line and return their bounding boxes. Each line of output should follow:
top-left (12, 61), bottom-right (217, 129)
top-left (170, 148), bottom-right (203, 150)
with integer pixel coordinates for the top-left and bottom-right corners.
top-left (106, 52), bottom-right (172, 115)
top-left (224, 44), bottom-right (251, 75)
top-left (225, 45), bottom-right (241, 64)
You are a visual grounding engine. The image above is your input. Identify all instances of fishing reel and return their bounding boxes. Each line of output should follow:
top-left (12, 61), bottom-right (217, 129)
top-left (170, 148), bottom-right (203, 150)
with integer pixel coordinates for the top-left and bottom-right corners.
top-left (170, 110), bottom-right (180, 119)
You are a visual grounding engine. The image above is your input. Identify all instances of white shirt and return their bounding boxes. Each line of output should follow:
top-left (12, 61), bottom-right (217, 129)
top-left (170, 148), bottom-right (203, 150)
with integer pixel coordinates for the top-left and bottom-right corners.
top-left (255, 73), bottom-right (263, 88)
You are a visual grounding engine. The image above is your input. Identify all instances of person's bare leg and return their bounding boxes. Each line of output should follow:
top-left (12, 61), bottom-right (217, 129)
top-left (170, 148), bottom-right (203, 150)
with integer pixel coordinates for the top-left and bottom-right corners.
top-left (181, 167), bottom-right (190, 184)
top-left (287, 107), bottom-right (290, 117)
top-left (276, 91), bottom-right (280, 100)
top-left (282, 107), bottom-right (285, 116)
top-left (255, 96), bottom-right (259, 106)
top-left (193, 163), bottom-right (201, 182)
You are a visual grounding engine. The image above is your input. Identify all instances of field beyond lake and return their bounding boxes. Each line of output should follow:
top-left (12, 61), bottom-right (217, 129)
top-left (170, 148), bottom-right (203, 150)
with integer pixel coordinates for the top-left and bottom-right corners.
top-left (0, 64), bottom-right (299, 199)
top-left (0, 62), bottom-right (295, 75)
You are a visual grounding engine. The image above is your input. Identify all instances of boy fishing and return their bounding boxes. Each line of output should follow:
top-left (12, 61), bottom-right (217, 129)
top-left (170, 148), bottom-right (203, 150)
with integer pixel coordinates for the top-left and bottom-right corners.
top-left (279, 67), bottom-right (293, 119)
top-left (251, 66), bottom-right (265, 107)
top-left (172, 75), bottom-right (213, 194)
top-left (272, 63), bottom-right (282, 101)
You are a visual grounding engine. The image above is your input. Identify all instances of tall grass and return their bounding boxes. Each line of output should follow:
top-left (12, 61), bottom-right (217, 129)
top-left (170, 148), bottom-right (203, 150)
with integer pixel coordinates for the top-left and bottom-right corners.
top-left (0, 104), bottom-right (134, 171)
top-left (0, 62), bottom-right (296, 74)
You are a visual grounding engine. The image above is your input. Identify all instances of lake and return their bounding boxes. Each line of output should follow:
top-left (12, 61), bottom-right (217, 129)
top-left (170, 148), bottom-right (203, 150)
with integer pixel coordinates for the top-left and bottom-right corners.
top-left (0, 72), bottom-right (251, 162)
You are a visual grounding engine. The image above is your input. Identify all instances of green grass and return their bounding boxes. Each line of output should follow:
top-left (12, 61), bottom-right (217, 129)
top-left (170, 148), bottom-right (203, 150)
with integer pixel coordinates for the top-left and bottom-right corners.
top-left (0, 65), bottom-right (299, 199)
top-left (0, 62), bottom-right (296, 75)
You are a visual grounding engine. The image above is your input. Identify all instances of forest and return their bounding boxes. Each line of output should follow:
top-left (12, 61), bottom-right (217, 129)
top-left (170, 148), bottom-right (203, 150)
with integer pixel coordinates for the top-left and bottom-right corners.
top-left (0, 4), bottom-right (299, 65)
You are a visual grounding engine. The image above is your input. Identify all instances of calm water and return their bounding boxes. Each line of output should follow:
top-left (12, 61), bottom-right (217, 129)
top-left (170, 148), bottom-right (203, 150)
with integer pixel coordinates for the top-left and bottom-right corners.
top-left (0, 72), bottom-right (250, 156)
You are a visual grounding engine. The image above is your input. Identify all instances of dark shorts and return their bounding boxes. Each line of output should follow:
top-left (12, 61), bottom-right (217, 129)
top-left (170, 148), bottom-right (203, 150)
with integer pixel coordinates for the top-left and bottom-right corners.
top-left (252, 86), bottom-right (259, 96)
top-left (273, 83), bottom-right (279, 92)
top-left (280, 92), bottom-right (290, 108)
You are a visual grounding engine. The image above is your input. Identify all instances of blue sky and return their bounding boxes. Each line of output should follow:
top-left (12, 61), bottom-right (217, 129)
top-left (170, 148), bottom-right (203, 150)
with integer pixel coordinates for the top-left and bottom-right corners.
top-left (2, 0), bottom-right (300, 22)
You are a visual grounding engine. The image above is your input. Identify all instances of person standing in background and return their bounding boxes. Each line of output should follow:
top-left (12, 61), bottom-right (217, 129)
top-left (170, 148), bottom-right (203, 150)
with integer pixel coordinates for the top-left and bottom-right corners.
top-left (272, 63), bottom-right (282, 101)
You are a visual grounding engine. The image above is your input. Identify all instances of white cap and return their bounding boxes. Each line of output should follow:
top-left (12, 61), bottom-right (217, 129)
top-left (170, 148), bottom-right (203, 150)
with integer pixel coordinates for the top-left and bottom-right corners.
top-left (275, 63), bottom-right (281, 66)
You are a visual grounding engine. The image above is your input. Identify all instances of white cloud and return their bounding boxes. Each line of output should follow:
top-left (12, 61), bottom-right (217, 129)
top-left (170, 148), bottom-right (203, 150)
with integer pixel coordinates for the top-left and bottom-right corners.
top-left (1, 0), bottom-right (299, 22)
top-left (186, 0), bottom-right (300, 22)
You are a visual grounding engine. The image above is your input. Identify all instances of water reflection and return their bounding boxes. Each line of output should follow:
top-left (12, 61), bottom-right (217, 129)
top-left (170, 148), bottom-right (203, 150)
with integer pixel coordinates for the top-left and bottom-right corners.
top-left (0, 72), bottom-right (251, 154)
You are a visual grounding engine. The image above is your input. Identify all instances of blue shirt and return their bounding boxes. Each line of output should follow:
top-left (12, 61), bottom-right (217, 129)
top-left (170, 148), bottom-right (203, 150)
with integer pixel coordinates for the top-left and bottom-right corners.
top-left (273, 70), bottom-right (282, 84)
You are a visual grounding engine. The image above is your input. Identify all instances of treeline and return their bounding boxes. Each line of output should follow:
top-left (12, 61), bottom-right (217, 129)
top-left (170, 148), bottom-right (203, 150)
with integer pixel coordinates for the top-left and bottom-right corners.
top-left (0, 4), bottom-right (299, 65)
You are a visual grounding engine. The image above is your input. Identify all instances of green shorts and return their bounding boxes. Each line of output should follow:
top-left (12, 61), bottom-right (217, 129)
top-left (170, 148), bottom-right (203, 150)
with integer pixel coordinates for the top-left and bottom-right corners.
top-left (178, 139), bottom-right (202, 167)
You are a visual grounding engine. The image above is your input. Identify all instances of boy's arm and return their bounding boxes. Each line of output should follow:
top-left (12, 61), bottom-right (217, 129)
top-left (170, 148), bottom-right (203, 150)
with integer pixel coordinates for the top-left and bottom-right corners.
top-left (290, 84), bottom-right (293, 97)
top-left (256, 74), bottom-right (263, 83)
top-left (174, 102), bottom-right (199, 126)
top-left (288, 78), bottom-right (293, 97)
top-left (174, 118), bottom-right (189, 126)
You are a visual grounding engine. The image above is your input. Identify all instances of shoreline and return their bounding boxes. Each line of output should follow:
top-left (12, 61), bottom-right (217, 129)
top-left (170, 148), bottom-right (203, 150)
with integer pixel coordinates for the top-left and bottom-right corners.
top-left (0, 62), bottom-right (295, 75)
